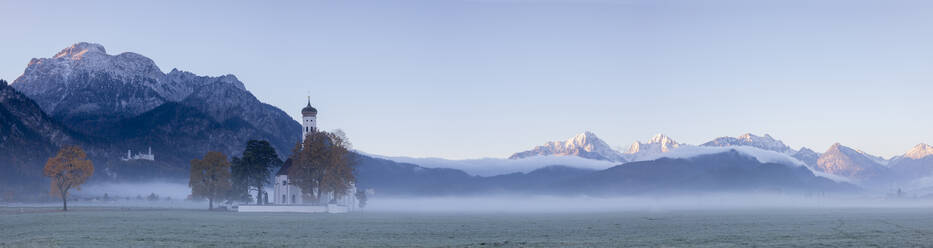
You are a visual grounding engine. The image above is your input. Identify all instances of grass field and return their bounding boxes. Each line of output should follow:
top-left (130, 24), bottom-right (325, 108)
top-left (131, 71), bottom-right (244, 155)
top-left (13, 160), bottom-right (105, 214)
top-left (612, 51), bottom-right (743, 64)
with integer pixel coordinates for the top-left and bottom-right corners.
top-left (2, 207), bottom-right (933, 247)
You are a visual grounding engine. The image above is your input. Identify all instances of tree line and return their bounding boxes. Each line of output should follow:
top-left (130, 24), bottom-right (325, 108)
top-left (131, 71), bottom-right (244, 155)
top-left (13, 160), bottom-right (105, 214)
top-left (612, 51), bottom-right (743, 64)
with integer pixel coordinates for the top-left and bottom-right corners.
top-left (188, 130), bottom-right (358, 210)
top-left (39, 130), bottom-right (359, 211)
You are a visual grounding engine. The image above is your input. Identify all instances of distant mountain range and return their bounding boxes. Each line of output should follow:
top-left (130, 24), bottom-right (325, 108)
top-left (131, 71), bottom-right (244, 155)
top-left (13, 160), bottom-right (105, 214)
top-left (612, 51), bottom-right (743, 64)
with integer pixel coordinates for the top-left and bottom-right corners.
top-left (501, 131), bottom-right (933, 189)
top-left (358, 150), bottom-right (857, 196)
top-left (3, 42), bottom-right (933, 197)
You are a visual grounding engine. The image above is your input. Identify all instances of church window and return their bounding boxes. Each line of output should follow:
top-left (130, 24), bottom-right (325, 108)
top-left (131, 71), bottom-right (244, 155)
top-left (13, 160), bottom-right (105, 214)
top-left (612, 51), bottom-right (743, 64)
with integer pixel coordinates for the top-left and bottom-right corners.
top-left (282, 195), bottom-right (286, 203)
top-left (291, 195), bottom-right (296, 203)
top-left (283, 180), bottom-right (286, 186)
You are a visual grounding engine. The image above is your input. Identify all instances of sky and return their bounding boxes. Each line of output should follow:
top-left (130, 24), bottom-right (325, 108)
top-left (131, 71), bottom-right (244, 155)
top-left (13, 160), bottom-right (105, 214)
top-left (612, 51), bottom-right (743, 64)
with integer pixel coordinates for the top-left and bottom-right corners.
top-left (1, 0), bottom-right (932, 159)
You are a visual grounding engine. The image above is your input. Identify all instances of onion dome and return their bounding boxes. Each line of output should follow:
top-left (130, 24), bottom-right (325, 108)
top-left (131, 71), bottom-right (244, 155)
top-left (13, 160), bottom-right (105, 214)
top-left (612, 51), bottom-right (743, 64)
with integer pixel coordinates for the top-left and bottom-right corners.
top-left (302, 101), bottom-right (317, 116)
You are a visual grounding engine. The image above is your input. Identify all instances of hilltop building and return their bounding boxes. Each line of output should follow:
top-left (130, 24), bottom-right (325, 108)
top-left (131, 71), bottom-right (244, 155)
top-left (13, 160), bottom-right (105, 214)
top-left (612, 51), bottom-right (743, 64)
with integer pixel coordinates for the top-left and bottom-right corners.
top-left (121, 147), bottom-right (154, 161)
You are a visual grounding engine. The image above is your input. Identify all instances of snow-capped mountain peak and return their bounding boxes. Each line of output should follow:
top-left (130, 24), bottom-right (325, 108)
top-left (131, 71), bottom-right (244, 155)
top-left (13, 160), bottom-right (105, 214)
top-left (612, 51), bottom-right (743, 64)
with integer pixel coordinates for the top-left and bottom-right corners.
top-left (702, 133), bottom-right (794, 154)
top-left (815, 143), bottom-right (888, 180)
top-left (649, 133), bottom-right (676, 145)
top-left (53, 42), bottom-right (107, 60)
top-left (904, 143), bottom-right (933, 159)
top-left (624, 133), bottom-right (681, 161)
top-left (509, 131), bottom-right (626, 162)
top-left (567, 131), bottom-right (600, 150)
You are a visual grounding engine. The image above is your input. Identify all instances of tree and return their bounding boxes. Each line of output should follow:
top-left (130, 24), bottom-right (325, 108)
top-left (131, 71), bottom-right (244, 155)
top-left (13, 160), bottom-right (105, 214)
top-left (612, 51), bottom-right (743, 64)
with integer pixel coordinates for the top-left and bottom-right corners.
top-left (229, 157), bottom-right (252, 203)
top-left (189, 151), bottom-right (232, 210)
top-left (355, 189), bottom-right (367, 209)
top-left (43, 145), bottom-right (95, 211)
top-left (288, 130), bottom-right (356, 204)
top-left (231, 140), bottom-right (282, 205)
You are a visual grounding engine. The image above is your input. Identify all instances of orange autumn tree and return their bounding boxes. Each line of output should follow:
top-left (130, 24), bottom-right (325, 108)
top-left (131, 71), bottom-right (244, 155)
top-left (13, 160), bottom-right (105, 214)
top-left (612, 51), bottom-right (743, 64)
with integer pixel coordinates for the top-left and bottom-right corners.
top-left (288, 130), bottom-right (356, 204)
top-left (43, 145), bottom-right (95, 211)
top-left (189, 151), bottom-right (232, 210)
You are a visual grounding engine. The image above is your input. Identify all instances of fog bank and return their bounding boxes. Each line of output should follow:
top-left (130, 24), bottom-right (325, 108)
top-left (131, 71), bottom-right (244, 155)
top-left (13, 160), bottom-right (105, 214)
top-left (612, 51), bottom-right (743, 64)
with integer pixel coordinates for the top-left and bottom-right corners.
top-left (373, 154), bottom-right (615, 176)
top-left (77, 181), bottom-right (192, 200)
top-left (365, 194), bottom-right (933, 213)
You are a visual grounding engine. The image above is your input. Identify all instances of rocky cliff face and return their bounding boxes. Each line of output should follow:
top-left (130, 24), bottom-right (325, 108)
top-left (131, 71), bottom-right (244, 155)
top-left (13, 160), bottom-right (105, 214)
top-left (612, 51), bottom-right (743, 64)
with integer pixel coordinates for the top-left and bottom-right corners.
top-left (10, 43), bottom-right (300, 164)
top-left (815, 143), bottom-right (889, 181)
top-left (14, 43), bottom-right (176, 123)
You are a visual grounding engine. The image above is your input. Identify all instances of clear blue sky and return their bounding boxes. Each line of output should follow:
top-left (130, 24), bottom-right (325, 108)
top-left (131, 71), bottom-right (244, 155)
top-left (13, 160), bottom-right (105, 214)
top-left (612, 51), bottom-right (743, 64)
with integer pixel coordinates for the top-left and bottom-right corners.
top-left (2, 0), bottom-right (932, 159)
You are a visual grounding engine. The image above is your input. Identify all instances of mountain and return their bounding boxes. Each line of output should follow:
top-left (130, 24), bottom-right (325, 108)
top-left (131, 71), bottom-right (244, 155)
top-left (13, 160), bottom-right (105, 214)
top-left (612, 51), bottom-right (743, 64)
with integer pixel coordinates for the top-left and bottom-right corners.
top-left (480, 165), bottom-right (597, 193)
top-left (509, 132), bottom-right (626, 162)
top-left (889, 144), bottom-right (933, 180)
top-left (356, 153), bottom-right (601, 196)
top-left (11, 42), bottom-right (300, 160)
top-left (13, 43), bottom-right (185, 126)
top-left (563, 150), bottom-right (856, 195)
top-left (374, 154), bottom-right (615, 177)
top-left (701, 133), bottom-right (794, 154)
top-left (354, 154), bottom-right (479, 196)
top-left (0, 80), bottom-right (81, 186)
top-left (814, 143), bottom-right (889, 181)
top-left (792, 147), bottom-right (820, 167)
top-left (623, 133), bottom-right (681, 160)
top-left (355, 150), bottom-right (856, 196)
top-left (898, 143), bottom-right (933, 160)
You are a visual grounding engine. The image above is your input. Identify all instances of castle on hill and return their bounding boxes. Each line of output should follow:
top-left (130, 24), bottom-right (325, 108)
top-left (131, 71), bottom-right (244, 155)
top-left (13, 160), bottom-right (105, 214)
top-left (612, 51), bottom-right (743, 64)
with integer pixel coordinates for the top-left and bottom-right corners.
top-left (122, 147), bottom-right (154, 161)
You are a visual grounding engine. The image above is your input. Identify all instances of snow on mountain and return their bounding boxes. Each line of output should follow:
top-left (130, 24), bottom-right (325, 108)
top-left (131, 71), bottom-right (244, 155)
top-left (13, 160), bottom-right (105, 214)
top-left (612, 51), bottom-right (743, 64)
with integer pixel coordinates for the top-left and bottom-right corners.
top-left (815, 143), bottom-right (889, 181)
top-left (633, 145), bottom-right (807, 167)
top-left (373, 154), bottom-right (615, 177)
top-left (509, 131), bottom-right (626, 162)
top-left (888, 143), bottom-right (933, 181)
top-left (902, 143), bottom-right (933, 160)
top-left (623, 134), bottom-right (681, 161)
top-left (12, 42), bottom-right (247, 119)
top-left (791, 147), bottom-right (820, 167)
top-left (622, 143), bottom-right (852, 183)
top-left (701, 133), bottom-right (795, 154)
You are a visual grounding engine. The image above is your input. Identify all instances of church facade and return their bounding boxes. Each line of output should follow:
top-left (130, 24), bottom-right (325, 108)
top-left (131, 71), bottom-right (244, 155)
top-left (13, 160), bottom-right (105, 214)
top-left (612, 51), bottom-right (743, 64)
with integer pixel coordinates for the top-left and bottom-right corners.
top-left (272, 100), bottom-right (357, 207)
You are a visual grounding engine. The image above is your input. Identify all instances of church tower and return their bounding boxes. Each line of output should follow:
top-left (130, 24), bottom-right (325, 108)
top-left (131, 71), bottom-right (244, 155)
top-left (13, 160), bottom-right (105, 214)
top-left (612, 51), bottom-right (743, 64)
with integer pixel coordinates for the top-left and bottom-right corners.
top-left (301, 97), bottom-right (318, 142)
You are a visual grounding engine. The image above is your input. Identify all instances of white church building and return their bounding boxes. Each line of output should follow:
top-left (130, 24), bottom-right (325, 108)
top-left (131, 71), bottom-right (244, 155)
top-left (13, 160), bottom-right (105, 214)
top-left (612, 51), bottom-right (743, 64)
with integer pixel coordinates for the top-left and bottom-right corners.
top-left (266, 99), bottom-right (357, 210)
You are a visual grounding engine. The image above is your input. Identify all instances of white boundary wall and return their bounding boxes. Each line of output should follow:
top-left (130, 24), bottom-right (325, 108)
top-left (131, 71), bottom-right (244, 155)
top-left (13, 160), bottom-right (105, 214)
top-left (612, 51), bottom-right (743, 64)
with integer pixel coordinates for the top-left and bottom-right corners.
top-left (238, 205), bottom-right (328, 213)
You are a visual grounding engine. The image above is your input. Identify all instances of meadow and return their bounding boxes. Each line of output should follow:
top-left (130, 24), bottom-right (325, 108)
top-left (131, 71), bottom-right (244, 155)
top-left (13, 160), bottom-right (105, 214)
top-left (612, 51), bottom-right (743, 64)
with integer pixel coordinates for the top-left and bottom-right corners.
top-left (2, 207), bottom-right (933, 247)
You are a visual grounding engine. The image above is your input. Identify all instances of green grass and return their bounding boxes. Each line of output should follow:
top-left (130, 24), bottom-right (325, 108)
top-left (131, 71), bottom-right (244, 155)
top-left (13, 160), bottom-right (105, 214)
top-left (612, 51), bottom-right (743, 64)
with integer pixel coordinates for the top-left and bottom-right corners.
top-left (2, 207), bottom-right (933, 247)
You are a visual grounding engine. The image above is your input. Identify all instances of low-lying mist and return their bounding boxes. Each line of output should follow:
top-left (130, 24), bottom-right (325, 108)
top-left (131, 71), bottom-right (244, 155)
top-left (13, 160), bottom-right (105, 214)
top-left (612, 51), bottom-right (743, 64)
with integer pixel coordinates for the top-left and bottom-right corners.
top-left (27, 182), bottom-right (933, 213)
top-left (77, 181), bottom-right (192, 200)
top-left (365, 194), bottom-right (933, 213)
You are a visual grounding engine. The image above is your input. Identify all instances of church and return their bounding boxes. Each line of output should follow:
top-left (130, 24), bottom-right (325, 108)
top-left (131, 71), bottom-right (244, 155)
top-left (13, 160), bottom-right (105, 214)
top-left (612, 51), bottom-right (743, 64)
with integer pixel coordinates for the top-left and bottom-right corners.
top-left (271, 99), bottom-right (357, 207)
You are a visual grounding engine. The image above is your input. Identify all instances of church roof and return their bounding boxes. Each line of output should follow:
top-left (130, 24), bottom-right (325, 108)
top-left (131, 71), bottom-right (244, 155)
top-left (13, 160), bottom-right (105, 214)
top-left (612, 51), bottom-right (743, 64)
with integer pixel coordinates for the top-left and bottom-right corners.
top-left (277, 158), bottom-right (293, 176)
top-left (302, 101), bottom-right (317, 116)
